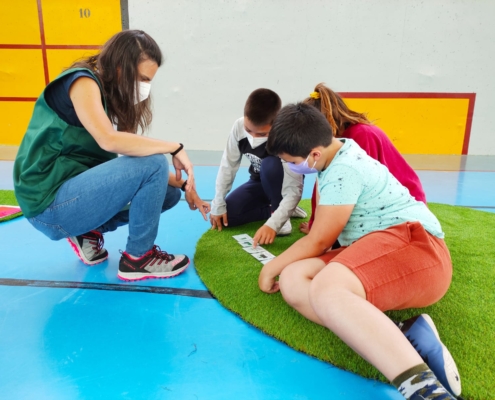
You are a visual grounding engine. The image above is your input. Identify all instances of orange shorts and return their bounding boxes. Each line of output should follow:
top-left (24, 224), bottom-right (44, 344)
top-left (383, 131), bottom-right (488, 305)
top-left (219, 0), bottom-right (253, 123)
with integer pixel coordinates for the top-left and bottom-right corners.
top-left (317, 221), bottom-right (452, 312)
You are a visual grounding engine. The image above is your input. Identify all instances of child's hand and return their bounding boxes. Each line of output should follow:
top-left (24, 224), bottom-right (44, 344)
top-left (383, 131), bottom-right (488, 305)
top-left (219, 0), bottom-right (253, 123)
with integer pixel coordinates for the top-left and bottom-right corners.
top-left (258, 262), bottom-right (280, 293)
top-left (253, 225), bottom-right (276, 247)
top-left (299, 222), bottom-right (310, 234)
top-left (210, 213), bottom-right (228, 231)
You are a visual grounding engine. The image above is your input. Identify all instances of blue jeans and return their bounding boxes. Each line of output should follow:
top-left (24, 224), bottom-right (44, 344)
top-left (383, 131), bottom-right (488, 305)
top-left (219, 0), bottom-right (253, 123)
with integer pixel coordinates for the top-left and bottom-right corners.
top-left (28, 155), bottom-right (180, 257)
top-left (226, 156), bottom-right (284, 227)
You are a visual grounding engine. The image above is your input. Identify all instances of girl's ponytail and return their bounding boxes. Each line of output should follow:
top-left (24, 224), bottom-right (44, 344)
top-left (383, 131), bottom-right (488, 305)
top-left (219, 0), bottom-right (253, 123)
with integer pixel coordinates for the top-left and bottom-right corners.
top-left (303, 83), bottom-right (370, 137)
top-left (315, 84), bottom-right (338, 136)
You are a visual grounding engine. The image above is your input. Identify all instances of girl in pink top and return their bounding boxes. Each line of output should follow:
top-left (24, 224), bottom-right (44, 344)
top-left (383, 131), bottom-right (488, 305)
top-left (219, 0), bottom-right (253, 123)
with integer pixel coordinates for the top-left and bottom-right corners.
top-left (301, 83), bottom-right (426, 233)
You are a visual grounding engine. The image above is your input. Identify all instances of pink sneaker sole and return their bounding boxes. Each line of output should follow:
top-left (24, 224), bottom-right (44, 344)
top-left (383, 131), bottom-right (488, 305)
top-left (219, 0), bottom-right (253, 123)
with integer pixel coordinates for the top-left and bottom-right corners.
top-left (67, 237), bottom-right (108, 266)
top-left (117, 261), bottom-right (190, 281)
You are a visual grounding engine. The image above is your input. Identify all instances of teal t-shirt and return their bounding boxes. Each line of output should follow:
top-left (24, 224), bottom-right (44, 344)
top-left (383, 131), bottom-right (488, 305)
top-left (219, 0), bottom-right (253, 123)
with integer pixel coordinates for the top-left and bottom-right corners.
top-left (317, 139), bottom-right (444, 246)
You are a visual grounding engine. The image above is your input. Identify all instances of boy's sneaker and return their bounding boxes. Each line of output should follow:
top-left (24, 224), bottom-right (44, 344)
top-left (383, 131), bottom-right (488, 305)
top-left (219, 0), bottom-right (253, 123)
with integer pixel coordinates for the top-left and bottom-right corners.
top-left (398, 314), bottom-right (461, 397)
top-left (277, 219), bottom-right (292, 236)
top-left (291, 206), bottom-right (307, 219)
top-left (118, 245), bottom-right (189, 281)
top-left (68, 230), bottom-right (108, 265)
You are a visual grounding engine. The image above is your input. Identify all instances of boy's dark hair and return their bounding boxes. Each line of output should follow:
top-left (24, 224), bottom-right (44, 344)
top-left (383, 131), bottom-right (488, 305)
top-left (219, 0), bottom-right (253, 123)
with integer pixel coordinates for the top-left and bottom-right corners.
top-left (244, 88), bottom-right (282, 126)
top-left (267, 103), bottom-right (333, 157)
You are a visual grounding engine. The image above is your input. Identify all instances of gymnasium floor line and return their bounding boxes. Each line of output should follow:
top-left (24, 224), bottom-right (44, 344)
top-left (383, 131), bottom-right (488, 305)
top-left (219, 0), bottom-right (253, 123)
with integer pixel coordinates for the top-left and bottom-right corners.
top-left (3, 148), bottom-right (495, 171)
top-left (183, 198), bottom-right (495, 210)
top-left (0, 278), bottom-right (214, 299)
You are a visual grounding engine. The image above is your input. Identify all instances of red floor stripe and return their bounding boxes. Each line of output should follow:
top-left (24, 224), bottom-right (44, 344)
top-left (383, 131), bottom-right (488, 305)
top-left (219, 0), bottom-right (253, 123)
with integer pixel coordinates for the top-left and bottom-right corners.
top-left (36, 0), bottom-right (49, 85)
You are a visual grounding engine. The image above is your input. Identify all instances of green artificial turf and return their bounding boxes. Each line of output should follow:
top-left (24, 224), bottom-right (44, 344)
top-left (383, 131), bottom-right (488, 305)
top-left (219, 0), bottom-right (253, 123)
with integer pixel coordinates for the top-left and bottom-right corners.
top-left (195, 201), bottom-right (495, 400)
top-left (0, 190), bottom-right (22, 222)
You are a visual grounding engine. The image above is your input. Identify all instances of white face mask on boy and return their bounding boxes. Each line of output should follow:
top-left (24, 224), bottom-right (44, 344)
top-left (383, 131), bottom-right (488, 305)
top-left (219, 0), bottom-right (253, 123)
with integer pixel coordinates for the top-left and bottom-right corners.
top-left (134, 81), bottom-right (151, 104)
top-left (246, 131), bottom-right (268, 149)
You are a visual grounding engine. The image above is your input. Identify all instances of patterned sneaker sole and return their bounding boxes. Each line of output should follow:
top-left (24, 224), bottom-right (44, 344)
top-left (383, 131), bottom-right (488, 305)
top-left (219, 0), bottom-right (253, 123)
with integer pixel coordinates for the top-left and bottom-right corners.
top-left (421, 314), bottom-right (462, 397)
top-left (117, 260), bottom-right (190, 281)
top-left (67, 237), bottom-right (108, 266)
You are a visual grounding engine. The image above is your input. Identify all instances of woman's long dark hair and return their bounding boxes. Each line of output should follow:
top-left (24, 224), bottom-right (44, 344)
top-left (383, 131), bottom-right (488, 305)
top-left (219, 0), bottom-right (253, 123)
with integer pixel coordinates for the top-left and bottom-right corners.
top-left (69, 30), bottom-right (163, 133)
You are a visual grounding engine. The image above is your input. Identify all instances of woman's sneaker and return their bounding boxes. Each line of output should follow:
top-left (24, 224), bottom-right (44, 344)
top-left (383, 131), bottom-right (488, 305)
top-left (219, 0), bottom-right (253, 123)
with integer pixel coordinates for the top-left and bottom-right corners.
top-left (68, 230), bottom-right (108, 265)
top-left (398, 314), bottom-right (461, 397)
top-left (118, 245), bottom-right (190, 281)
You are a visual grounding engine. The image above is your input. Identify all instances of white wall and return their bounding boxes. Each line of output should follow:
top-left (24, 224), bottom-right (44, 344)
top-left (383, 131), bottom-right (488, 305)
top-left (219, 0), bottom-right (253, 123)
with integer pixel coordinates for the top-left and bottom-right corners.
top-left (129, 0), bottom-right (495, 155)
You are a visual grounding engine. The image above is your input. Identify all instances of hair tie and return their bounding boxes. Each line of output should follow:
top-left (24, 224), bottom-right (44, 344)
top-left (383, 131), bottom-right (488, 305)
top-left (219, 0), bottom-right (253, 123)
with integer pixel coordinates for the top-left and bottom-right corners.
top-left (309, 91), bottom-right (320, 100)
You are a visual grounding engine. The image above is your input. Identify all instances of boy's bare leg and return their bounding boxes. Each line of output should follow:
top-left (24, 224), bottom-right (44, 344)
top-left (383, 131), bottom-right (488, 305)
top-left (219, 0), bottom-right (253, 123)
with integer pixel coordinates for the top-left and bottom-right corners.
top-left (308, 261), bottom-right (424, 381)
top-left (278, 258), bottom-right (327, 325)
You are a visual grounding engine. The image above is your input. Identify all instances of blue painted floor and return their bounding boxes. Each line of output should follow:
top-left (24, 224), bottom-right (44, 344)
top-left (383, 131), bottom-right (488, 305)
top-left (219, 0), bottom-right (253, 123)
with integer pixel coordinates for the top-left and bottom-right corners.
top-left (0, 159), bottom-right (494, 400)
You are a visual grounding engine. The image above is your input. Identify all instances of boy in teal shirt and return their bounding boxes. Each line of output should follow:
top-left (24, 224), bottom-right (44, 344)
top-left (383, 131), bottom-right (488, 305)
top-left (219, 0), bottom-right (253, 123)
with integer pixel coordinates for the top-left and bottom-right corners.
top-left (258, 103), bottom-right (460, 400)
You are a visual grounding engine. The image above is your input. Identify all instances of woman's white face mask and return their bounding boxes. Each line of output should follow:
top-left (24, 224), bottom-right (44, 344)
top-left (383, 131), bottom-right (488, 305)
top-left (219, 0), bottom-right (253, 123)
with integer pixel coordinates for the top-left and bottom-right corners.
top-left (246, 131), bottom-right (268, 149)
top-left (134, 81), bottom-right (151, 104)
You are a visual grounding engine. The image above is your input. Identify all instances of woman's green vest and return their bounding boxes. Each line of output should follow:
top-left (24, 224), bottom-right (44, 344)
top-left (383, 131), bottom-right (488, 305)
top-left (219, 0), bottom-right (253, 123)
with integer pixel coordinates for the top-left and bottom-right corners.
top-left (13, 68), bottom-right (117, 218)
